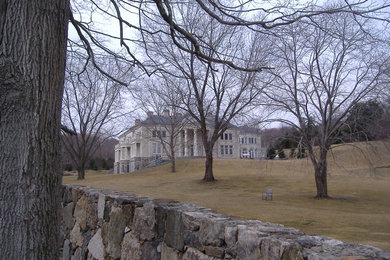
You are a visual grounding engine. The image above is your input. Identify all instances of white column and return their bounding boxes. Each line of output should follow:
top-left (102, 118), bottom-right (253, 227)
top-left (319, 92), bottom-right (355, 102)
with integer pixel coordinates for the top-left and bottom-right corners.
top-left (180, 130), bottom-right (184, 157)
top-left (194, 128), bottom-right (198, 156)
top-left (184, 129), bottom-right (188, 156)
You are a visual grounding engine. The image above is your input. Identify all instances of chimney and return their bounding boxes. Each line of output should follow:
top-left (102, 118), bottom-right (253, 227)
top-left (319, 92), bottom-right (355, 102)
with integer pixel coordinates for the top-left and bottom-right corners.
top-left (146, 111), bottom-right (153, 118)
top-left (163, 109), bottom-right (170, 117)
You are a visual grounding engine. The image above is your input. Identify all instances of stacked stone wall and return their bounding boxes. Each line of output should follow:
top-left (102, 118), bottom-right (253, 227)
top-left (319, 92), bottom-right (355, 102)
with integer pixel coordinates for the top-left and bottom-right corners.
top-left (61, 185), bottom-right (390, 260)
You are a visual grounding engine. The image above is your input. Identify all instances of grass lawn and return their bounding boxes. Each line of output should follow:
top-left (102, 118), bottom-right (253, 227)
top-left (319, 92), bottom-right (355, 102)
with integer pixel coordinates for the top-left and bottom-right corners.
top-left (63, 141), bottom-right (390, 250)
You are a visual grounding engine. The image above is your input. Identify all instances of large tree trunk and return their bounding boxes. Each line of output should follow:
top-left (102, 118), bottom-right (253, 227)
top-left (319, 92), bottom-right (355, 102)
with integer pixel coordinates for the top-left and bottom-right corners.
top-left (77, 154), bottom-right (87, 179)
top-left (0, 1), bottom-right (69, 259)
top-left (314, 148), bottom-right (329, 199)
top-left (203, 148), bottom-right (215, 181)
top-left (78, 165), bottom-right (86, 180)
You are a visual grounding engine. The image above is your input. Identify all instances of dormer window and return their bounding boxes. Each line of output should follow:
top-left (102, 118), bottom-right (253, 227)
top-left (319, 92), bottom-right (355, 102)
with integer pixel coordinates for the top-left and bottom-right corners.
top-left (152, 130), bottom-right (166, 138)
top-left (220, 132), bottom-right (232, 140)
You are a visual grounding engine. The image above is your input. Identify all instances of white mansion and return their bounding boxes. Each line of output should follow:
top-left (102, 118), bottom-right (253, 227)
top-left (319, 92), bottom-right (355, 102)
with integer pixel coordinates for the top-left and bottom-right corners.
top-left (114, 111), bottom-right (266, 174)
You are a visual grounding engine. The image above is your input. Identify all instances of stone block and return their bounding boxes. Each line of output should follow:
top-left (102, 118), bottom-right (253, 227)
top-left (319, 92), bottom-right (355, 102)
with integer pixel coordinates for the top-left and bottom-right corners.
top-left (87, 203), bottom-right (98, 229)
top-left (281, 243), bottom-right (304, 260)
top-left (203, 245), bottom-right (224, 258)
top-left (122, 203), bottom-right (135, 227)
top-left (199, 219), bottom-right (225, 247)
top-left (63, 202), bottom-right (74, 230)
top-left (182, 211), bottom-right (203, 231)
top-left (155, 205), bottom-right (168, 238)
top-left (87, 229), bottom-right (104, 260)
top-left (184, 230), bottom-right (201, 249)
top-left (121, 232), bottom-right (141, 260)
top-left (339, 256), bottom-right (368, 260)
top-left (104, 200), bottom-right (112, 222)
top-left (165, 209), bottom-right (184, 251)
top-left (224, 226), bottom-right (238, 249)
top-left (82, 230), bottom-right (91, 252)
top-left (141, 240), bottom-right (161, 260)
top-left (307, 253), bottom-right (340, 260)
top-left (101, 222), bottom-right (108, 247)
top-left (107, 206), bottom-right (126, 259)
top-left (259, 238), bottom-right (285, 259)
top-left (236, 227), bottom-right (263, 260)
top-left (72, 188), bottom-right (85, 203)
top-left (74, 195), bottom-right (88, 230)
top-left (183, 247), bottom-right (215, 260)
top-left (62, 239), bottom-right (71, 260)
top-left (161, 243), bottom-right (182, 260)
top-left (70, 224), bottom-right (83, 247)
top-left (71, 247), bottom-right (82, 260)
top-left (97, 193), bottom-right (105, 219)
top-left (133, 202), bottom-right (156, 241)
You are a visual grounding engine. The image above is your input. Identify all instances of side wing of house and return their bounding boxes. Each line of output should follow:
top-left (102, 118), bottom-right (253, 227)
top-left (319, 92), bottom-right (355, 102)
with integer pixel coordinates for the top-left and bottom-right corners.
top-left (238, 127), bottom-right (266, 159)
top-left (114, 124), bottom-right (147, 174)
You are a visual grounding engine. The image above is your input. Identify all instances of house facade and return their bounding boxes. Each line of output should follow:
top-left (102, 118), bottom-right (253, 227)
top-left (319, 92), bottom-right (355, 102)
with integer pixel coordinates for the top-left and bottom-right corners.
top-left (114, 112), bottom-right (266, 174)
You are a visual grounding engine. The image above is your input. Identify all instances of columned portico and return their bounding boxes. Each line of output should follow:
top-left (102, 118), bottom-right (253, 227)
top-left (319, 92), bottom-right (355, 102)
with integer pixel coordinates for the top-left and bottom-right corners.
top-left (184, 129), bottom-right (188, 156)
top-left (193, 128), bottom-right (198, 156)
top-left (179, 130), bottom-right (183, 156)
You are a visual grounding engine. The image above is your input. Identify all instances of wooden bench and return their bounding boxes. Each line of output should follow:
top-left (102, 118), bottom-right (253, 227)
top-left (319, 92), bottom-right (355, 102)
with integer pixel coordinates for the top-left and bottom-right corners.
top-left (262, 188), bottom-right (273, 201)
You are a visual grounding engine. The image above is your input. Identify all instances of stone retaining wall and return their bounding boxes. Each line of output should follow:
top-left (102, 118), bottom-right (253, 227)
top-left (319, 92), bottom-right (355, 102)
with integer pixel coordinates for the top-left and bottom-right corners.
top-left (60, 185), bottom-right (390, 260)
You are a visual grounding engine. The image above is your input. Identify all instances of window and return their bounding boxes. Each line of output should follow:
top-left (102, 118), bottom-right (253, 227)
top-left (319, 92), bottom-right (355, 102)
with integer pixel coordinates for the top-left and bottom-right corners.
top-left (221, 132), bottom-right (232, 141)
top-left (152, 143), bottom-right (162, 154)
top-left (221, 145), bottom-right (233, 156)
top-left (153, 130), bottom-right (166, 138)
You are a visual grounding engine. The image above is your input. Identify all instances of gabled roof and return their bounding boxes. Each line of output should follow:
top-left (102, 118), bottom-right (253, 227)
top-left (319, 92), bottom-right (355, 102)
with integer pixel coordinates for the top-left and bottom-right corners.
top-left (118, 114), bottom-right (186, 138)
top-left (238, 125), bottom-right (261, 134)
top-left (119, 113), bottom-right (258, 138)
top-left (141, 115), bottom-right (181, 125)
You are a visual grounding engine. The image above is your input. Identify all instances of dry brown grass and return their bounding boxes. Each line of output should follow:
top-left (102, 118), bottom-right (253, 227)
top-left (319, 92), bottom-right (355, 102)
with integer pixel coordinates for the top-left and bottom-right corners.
top-left (63, 141), bottom-right (390, 250)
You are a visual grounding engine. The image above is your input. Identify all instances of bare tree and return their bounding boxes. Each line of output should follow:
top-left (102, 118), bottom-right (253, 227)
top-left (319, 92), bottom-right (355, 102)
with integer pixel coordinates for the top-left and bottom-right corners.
top-left (62, 55), bottom-right (131, 179)
top-left (141, 3), bottom-right (267, 181)
top-left (133, 77), bottom-right (189, 172)
top-left (261, 12), bottom-right (389, 198)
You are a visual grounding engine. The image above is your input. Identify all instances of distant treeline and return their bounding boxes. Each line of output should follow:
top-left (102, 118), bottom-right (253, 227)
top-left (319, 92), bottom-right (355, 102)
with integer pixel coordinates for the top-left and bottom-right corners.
top-left (263, 99), bottom-right (390, 159)
top-left (62, 137), bottom-right (118, 171)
